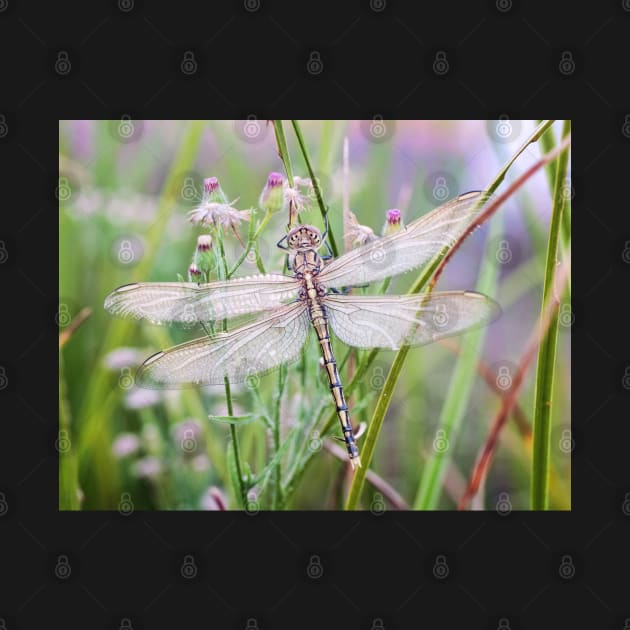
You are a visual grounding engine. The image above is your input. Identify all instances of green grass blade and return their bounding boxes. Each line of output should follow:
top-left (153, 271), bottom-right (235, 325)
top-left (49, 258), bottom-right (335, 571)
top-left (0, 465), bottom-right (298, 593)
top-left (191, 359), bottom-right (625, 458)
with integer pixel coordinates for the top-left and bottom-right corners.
top-left (530, 120), bottom-right (571, 510)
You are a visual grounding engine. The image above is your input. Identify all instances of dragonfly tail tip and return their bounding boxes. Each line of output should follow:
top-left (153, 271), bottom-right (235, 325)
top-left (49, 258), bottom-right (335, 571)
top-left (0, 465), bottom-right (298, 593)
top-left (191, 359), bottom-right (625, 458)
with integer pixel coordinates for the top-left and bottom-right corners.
top-left (351, 456), bottom-right (362, 470)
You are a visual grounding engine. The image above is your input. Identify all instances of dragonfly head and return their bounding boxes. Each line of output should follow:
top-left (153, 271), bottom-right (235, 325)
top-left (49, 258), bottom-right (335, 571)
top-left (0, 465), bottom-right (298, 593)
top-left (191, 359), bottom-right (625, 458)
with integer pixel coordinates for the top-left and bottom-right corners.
top-left (286, 224), bottom-right (323, 251)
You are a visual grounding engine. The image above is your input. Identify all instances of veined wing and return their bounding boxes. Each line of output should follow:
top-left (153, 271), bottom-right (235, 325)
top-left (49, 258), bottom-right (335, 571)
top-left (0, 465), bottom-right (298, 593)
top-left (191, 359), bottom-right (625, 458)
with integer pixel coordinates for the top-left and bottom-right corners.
top-left (318, 191), bottom-right (490, 289)
top-left (136, 302), bottom-right (310, 388)
top-left (325, 292), bottom-right (500, 350)
top-left (104, 274), bottom-right (300, 326)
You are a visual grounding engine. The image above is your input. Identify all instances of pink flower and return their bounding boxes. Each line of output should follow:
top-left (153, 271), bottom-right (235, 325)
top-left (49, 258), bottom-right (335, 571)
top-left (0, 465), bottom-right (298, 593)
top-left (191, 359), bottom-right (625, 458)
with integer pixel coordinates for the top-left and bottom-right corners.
top-left (112, 433), bottom-right (141, 458)
top-left (124, 387), bottom-right (161, 410)
top-left (104, 347), bottom-right (144, 369)
top-left (203, 177), bottom-right (221, 195)
top-left (134, 456), bottom-right (163, 479)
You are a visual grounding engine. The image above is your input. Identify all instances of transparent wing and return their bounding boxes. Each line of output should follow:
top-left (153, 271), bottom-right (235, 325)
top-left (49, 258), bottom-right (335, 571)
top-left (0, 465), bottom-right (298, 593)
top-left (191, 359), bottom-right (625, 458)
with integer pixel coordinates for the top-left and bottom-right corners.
top-left (104, 274), bottom-right (300, 326)
top-left (325, 292), bottom-right (500, 350)
top-left (136, 302), bottom-right (310, 388)
top-left (318, 191), bottom-right (491, 288)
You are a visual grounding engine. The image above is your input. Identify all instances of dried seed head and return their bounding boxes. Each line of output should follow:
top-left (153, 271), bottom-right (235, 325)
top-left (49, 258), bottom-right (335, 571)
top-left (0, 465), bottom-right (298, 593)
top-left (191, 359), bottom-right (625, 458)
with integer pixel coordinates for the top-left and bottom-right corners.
top-left (346, 210), bottom-right (376, 247)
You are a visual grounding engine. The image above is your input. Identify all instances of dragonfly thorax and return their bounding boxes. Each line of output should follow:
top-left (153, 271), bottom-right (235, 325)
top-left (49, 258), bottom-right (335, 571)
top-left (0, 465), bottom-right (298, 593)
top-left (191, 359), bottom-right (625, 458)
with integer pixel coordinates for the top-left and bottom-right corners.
top-left (291, 248), bottom-right (324, 276)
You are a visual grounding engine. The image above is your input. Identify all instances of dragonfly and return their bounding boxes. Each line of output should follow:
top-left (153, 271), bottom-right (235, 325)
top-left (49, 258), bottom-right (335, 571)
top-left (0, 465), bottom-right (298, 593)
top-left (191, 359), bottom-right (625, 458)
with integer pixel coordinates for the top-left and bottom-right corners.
top-left (104, 190), bottom-right (500, 470)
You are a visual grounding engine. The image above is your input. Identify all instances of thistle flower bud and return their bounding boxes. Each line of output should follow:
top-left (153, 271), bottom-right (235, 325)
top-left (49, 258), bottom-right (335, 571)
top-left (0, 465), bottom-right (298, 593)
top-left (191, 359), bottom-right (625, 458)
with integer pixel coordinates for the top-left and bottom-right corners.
top-left (193, 234), bottom-right (215, 277)
top-left (203, 176), bottom-right (228, 204)
top-left (188, 262), bottom-right (202, 282)
top-left (259, 171), bottom-right (285, 214)
top-left (382, 208), bottom-right (403, 236)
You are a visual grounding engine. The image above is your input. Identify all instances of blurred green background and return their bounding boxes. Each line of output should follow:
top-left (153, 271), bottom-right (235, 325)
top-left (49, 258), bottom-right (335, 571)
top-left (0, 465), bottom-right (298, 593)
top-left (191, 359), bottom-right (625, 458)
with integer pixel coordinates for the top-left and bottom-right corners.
top-left (59, 120), bottom-right (570, 511)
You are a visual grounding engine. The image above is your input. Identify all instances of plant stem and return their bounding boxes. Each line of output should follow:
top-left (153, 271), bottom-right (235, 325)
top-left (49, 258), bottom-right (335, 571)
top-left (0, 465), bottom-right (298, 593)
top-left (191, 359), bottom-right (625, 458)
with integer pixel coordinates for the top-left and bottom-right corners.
top-left (216, 225), bottom-right (247, 507)
top-left (530, 120), bottom-right (571, 510)
top-left (273, 121), bottom-right (294, 187)
top-left (226, 377), bottom-right (246, 507)
top-left (271, 364), bottom-right (287, 509)
top-left (274, 120), bottom-right (306, 228)
top-left (227, 210), bottom-right (271, 278)
top-left (291, 120), bottom-right (340, 258)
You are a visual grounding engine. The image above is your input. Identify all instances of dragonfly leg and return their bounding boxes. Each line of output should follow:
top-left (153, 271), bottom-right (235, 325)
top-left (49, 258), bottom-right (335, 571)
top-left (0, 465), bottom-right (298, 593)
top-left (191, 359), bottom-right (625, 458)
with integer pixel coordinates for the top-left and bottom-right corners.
top-left (276, 234), bottom-right (289, 251)
top-left (321, 239), bottom-right (334, 261)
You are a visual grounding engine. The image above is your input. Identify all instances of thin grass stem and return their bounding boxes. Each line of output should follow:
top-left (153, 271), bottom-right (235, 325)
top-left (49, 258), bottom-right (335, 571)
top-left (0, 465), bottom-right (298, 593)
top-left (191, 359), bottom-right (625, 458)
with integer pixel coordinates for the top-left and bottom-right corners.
top-left (530, 120), bottom-right (571, 510)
